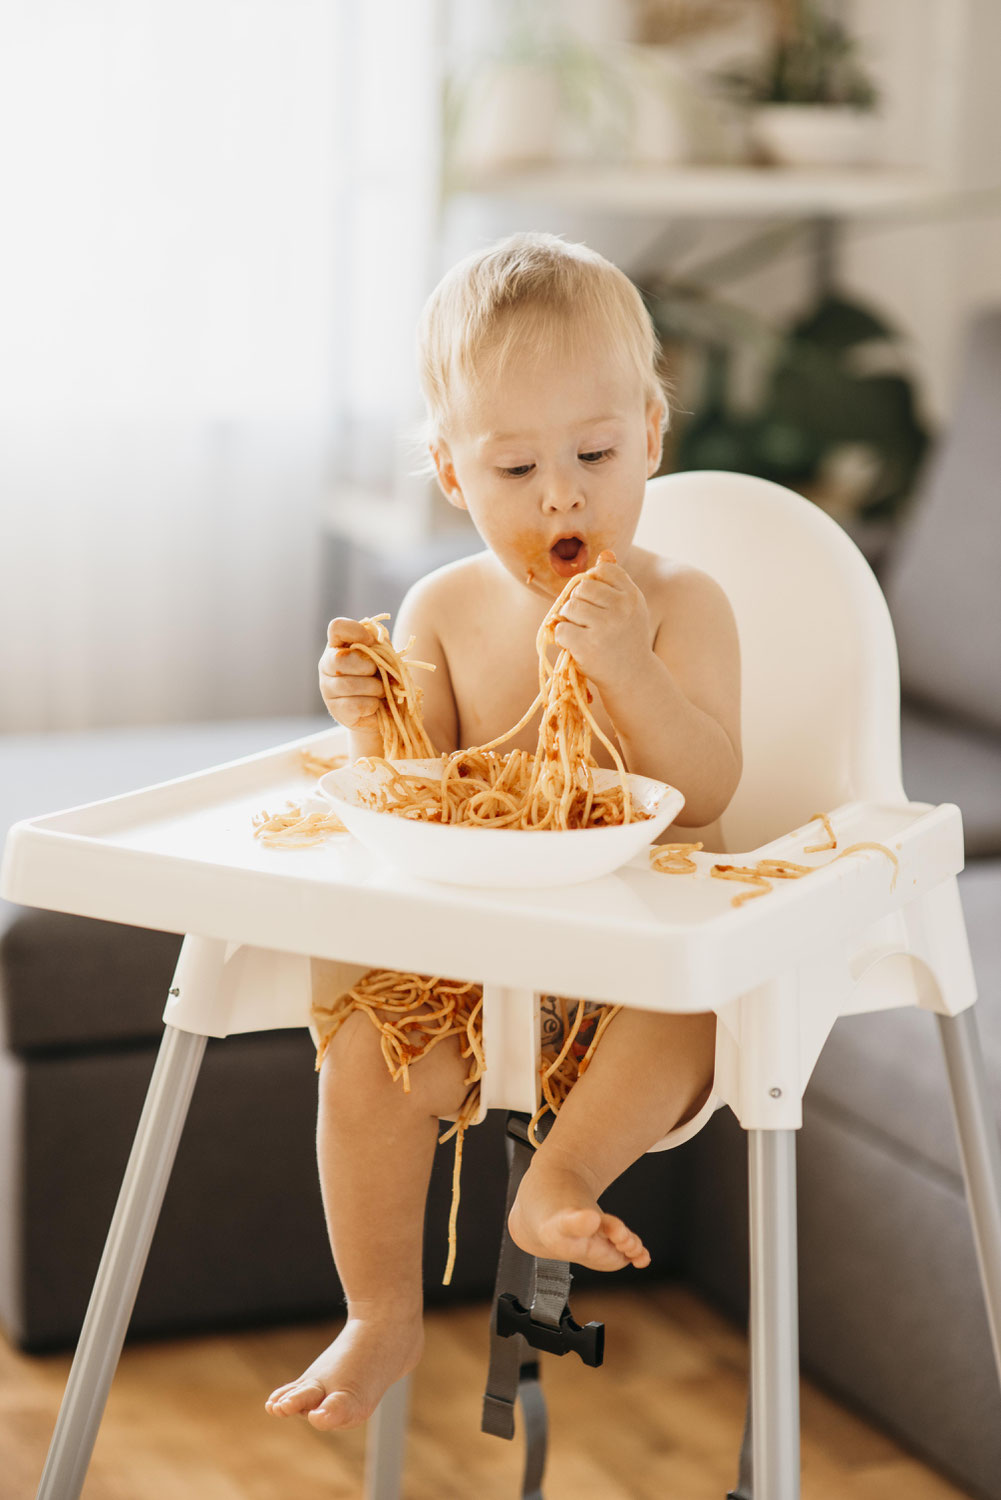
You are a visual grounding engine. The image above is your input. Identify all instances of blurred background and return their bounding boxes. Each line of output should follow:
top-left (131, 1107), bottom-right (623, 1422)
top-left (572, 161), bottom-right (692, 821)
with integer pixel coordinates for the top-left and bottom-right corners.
top-left (2, 0), bottom-right (999, 734)
top-left (3, 6), bottom-right (1001, 1496)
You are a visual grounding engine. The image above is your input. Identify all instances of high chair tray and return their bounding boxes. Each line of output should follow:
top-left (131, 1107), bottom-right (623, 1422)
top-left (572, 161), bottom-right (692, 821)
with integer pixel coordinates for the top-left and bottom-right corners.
top-left (1, 729), bottom-right (964, 1014)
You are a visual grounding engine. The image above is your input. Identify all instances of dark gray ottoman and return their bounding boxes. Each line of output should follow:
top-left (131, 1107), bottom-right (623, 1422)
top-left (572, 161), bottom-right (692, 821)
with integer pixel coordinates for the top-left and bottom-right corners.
top-left (683, 843), bottom-right (1001, 1500)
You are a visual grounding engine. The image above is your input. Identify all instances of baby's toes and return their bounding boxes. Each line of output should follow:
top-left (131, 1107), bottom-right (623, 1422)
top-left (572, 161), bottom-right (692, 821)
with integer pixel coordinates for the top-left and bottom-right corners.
top-left (601, 1213), bottom-right (633, 1247)
top-left (308, 1388), bottom-right (368, 1431)
top-left (270, 1377), bottom-right (326, 1416)
top-left (603, 1215), bottom-right (648, 1263)
top-left (265, 1380), bottom-right (297, 1412)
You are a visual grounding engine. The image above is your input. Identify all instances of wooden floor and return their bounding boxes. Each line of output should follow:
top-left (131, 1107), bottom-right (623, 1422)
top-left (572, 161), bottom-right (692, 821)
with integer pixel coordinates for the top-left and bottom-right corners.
top-left (1, 1286), bottom-right (971, 1499)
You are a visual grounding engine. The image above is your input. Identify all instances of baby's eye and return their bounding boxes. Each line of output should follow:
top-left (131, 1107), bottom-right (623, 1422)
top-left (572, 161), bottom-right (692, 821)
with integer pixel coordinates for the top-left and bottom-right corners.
top-left (579, 448), bottom-right (614, 464)
top-left (498, 463), bottom-right (535, 478)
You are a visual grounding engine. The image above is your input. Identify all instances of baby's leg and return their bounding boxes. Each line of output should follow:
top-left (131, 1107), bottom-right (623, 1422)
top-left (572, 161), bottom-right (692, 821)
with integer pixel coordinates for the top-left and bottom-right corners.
top-left (509, 1008), bottom-right (715, 1272)
top-left (265, 1006), bottom-right (471, 1430)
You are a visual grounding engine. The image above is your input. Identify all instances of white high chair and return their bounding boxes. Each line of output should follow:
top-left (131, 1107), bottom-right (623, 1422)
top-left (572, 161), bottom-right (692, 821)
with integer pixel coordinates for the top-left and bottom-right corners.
top-left (4, 471), bottom-right (1000, 1500)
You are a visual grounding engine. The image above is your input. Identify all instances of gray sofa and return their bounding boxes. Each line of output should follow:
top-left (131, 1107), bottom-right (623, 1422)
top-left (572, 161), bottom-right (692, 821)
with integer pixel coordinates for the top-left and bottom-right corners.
top-left (685, 308), bottom-right (1001, 1499)
top-left (2, 311), bottom-right (999, 1496)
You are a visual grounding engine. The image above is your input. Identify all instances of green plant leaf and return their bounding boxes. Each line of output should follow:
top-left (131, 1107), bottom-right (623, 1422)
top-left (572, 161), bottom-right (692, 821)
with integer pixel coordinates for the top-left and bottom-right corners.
top-left (791, 293), bottom-right (897, 350)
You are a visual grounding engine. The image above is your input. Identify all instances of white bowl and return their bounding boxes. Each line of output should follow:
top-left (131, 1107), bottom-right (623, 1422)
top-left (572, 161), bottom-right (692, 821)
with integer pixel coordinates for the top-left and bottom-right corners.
top-left (318, 758), bottom-right (685, 889)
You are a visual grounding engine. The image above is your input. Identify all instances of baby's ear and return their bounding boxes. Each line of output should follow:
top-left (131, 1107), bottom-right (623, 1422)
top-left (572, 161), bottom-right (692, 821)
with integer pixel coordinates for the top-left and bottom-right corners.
top-left (431, 443), bottom-right (467, 510)
top-left (645, 399), bottom-right (665, 476)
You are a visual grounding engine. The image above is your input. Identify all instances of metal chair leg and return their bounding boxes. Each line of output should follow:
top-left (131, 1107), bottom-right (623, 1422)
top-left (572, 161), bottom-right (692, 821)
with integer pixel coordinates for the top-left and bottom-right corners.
top-left (747, 1129), bottom-right (800, 1500)
top-left (35, 1023), bottom-right (207, 1500)
top-left (937, 1008), bottom-right (1001, 1391)
top-left (727, 1385), bottom-right (753, 1500)
top-left (365, 1373), bottom-right (411, 1500)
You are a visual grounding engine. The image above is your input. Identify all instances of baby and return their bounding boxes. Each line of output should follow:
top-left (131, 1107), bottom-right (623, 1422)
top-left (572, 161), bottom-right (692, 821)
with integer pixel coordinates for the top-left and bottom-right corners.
top-left (266, 232), bottom-right (742, 1430)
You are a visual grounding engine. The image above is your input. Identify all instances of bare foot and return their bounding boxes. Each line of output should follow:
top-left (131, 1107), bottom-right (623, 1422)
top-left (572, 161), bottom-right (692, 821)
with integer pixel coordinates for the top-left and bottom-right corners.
top-left (265, 1308), bottom-right (424, 1431)
top-left (508, 1159), bottom-right (651, 1272)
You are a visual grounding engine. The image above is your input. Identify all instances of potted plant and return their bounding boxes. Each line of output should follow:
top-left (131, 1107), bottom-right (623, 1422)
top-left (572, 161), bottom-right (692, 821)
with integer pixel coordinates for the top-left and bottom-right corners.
top-left (643, 273), bottom-right (929, 564)
top-left (444, 11), bottom-right (630, 181)
top-left (722, 0), bottom-right (881, 167)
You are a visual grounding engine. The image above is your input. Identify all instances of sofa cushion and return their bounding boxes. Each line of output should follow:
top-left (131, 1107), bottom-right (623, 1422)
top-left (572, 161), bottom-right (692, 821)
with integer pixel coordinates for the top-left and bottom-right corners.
top-left (0, 717), bottom-right (325, 1051)
top-left (806, 859), bottom-right (1001, 1181)
top-left (901, 701), bottom-right (1001, 857)
top-left (0, 912), bottom-right (183, 1054)
top-left (882, 308), bottom-right (1001, 733)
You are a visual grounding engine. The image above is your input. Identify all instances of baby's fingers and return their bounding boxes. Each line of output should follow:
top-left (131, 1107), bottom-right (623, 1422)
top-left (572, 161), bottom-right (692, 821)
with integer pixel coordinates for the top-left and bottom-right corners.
top-left (322, 675), bottom-right (385, 728)
top-left (327, 617), bottom-right (376, 650)
top-left (320, 675), bottom-right (384, 704)
top-left (320, 645), bottom-right (377, 678)
top-left (330, 697), bottom-right (382, 728)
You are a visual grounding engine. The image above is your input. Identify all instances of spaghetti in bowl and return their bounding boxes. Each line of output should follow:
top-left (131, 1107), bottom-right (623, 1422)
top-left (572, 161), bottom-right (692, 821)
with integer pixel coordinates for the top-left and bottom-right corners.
top-left (319, 758), bottom-right (684, 888)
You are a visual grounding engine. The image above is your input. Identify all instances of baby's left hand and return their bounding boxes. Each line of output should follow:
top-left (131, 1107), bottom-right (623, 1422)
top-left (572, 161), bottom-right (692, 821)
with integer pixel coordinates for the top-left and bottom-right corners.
top-left (553, 553), bottom-right (652, 693)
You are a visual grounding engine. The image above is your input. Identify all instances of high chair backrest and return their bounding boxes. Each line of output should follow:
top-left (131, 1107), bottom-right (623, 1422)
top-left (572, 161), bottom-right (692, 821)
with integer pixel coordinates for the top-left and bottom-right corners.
top-left (635, 471), bottom-right (906, 852)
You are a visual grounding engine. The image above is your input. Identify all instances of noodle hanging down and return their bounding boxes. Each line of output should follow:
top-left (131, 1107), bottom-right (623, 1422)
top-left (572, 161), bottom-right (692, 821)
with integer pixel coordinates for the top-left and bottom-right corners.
top-left (311, 969), bottom-right (620, 1284)
top-left (280, 562), bottom-right (656, 1278)
top-left (359, 559), bottom-right (642, 830)
top-left (252, 615), bottom-right (435, 847)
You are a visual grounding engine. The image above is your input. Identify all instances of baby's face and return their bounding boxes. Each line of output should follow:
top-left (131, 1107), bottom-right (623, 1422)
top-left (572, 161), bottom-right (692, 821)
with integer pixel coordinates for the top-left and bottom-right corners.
top-left (433, 331), bottom-right (662, 597)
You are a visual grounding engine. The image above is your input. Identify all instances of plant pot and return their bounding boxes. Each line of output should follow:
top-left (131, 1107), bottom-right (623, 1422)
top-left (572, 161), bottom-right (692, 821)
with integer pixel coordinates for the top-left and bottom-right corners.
top-left (752, 103), bottom-right (880, 167)
top-left (450, 63), bottom-right (561, 174)
top-left (618, 45), bottom-right (725, 166)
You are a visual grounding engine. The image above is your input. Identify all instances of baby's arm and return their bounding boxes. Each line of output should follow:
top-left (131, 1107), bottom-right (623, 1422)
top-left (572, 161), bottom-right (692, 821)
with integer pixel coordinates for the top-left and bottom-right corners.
top-left (317, 573), bottom-right (460, 761)
top-left (554, 558), bottom-right (741, 827)
top-left (318, 618), bottom-right (388, 761)
top-left (393, 573), bottom-right (460, 754)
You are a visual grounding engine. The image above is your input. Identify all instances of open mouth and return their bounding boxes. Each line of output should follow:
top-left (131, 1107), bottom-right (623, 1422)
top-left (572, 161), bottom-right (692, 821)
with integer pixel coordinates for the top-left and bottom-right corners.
top-left (548, 535), bottom-right (588, 578)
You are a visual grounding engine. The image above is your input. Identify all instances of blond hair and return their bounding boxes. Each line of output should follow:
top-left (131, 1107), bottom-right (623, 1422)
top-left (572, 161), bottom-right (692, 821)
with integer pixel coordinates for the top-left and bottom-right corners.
top-left (416, 232), bottom-right (669, 455)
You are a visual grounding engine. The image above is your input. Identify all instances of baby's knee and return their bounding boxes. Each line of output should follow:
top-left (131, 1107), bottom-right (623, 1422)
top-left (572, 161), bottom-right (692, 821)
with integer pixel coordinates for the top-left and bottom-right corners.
top-left (319, 1003), bottom-right (470, 1118)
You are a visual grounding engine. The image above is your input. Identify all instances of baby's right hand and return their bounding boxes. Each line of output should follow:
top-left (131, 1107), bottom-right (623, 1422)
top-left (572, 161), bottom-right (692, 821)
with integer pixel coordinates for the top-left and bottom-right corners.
top-left (318, 619), bottom-right (385, 729)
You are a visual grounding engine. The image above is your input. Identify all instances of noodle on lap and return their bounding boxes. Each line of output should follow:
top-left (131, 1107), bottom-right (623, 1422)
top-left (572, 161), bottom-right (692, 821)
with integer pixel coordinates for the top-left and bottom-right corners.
top-left (260, 560), bottom-right (659, 1279)
top-left (311, 968), bottom-right (614, 1284)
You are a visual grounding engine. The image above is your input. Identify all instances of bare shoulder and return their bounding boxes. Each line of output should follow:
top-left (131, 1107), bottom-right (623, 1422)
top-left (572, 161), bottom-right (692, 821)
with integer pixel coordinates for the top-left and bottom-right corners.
top-left (630, 546), bottom-right (737, 636)
top-left (394, 549), bottom-right (493, 640)
top-left (631, 545), bottom-right (741, 758)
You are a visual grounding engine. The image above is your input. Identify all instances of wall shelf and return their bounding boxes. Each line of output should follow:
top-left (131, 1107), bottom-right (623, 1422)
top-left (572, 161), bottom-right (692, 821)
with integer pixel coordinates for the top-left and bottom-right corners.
top-left (449, 165), bottom-right (949, 219)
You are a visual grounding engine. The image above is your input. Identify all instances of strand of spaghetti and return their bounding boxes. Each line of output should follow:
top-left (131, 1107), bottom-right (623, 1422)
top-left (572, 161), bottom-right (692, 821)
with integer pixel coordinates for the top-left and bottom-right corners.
top-left (754, 859), bottom-right (813, 878)
top-left (710, 865), bottom-right (773, 905)
top-left (650, 842), bottom-right (703, 874)
top-left (653, 820), bottom-right (900, 910)
top-left (388, 559), bottom-right (635, 830)
top-left (439, 1085), bottom-right (483, 1286)
top-left (252, 805), bottom-right (348, 846)
top-left (542, 999), bottom-right (588, 1082)
top-left (566, 663), bottom-right (632, 822)
top-left (529, 1002), bottom-right (624, 1143)
top-left (298, 749), bottom-right (348, 777)
top-left (576, 1003), bottom-right (622, 1077)
top-left (471, 690), bottom-right (546, 755)
top-left (831, 841), bottom-right (899, 888)
top-left (803, 811), bottom-right (837, 853)
top-left (351, 616), bottom-right (437, 759)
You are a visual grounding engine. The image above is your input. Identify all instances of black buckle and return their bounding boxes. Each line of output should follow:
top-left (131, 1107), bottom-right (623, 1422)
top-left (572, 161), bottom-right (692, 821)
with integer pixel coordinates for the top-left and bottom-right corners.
top-left (496, 1292), bottom-right (605, 1367)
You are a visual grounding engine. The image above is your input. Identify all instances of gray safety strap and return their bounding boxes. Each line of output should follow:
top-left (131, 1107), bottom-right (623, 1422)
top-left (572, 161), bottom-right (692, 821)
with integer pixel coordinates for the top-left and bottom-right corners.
top-left (728, 1385), bottom-right (753, 1500)
top-left (482, 1120), bottom-right (546, 1441)
top-left (517, 1370), bottom-right (548, 1500)
top-left (530, 1256), bottom-right (573, 1331)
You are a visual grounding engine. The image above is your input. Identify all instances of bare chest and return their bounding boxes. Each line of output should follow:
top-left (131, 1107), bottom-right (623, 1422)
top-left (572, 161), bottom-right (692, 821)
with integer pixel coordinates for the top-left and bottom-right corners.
top-left (443, 616), bottom-right (620, 767)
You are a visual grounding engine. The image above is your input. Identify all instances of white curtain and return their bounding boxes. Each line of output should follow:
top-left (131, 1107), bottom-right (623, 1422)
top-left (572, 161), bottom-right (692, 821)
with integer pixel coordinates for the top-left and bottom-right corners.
top-left (0, 0), bottom-right (440, 730)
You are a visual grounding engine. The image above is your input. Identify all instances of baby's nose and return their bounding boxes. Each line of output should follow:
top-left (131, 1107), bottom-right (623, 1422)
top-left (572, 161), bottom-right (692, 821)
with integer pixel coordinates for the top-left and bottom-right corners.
top-left (541, 478), bottom-right (584, 514)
